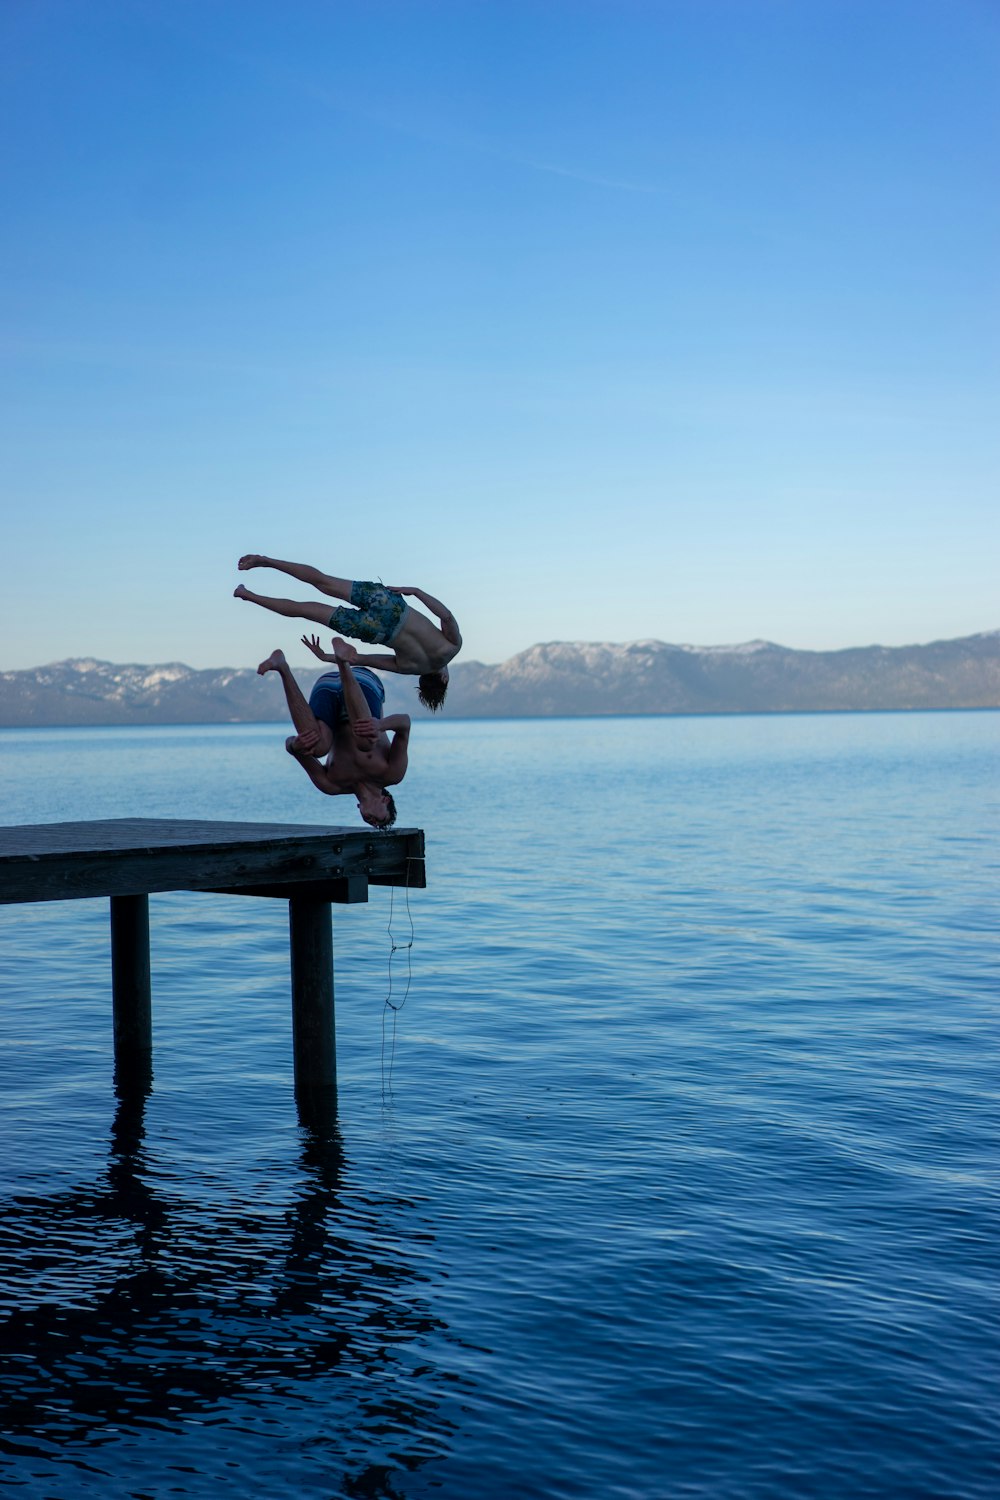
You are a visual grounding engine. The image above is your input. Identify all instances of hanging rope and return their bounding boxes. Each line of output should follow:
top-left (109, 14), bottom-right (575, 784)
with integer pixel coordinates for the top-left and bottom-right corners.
top-left (380, 854), bottom-right (418, 1096)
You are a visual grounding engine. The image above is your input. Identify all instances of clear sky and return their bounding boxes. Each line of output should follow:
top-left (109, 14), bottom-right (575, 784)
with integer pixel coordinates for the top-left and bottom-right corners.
top-left (2, 0), bottom-right (997, 671)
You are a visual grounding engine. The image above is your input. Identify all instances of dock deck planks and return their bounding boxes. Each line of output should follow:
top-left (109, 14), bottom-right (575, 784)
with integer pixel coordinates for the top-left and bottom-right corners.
top-left (0, 817), bottom-right (425, 904)
top-left (0, 819), bottom-right (426, 1121)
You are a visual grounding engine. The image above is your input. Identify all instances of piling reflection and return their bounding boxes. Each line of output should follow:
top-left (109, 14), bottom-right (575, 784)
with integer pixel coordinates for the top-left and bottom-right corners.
top-left (0, 1079), bottom-right (457, 1494)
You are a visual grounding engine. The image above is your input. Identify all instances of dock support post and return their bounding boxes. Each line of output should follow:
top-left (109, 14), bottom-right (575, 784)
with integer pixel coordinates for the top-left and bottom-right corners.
top-left (289, 894), bottom-right (336, 1120)
top-left (110, 894), bottom-right (152, 1082)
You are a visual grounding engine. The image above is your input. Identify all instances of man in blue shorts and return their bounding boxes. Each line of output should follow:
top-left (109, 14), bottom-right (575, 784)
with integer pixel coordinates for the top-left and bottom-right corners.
top-left (256, 644), bottom-right (410, 828)
top-left (234, 553), bottom-right (461, 711)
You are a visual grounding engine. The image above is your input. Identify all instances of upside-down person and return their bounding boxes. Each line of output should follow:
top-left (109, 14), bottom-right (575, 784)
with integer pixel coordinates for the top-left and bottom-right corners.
top-left (256, 643), bottom-right (409, 829)
top-left (235, 554), bottom-right (461, 710)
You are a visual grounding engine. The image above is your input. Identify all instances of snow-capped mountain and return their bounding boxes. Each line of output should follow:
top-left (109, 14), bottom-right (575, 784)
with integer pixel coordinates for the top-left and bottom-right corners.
top-left (1, 632), bottom-right (998, 726)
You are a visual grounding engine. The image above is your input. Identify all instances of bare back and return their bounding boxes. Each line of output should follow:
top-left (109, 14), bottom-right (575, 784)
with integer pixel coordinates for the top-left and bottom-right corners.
top-left (389, 607), bottom-right (461, 674)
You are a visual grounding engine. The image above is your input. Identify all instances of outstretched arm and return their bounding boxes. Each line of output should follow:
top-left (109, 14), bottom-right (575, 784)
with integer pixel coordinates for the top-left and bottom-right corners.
top-left (386, 586), bottom-right (462, 648)
top-left (344, 651), bottom-right (403, 672)
top-left (301, 633), bottom-right (339, 665)
top-left (302, 633), bottom-right (401, 674)
top-left (301, 633), bottom-right (365, 665)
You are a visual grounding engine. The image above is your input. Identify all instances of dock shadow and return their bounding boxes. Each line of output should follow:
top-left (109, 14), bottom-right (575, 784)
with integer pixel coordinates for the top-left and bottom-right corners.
top-left (0, 1077), bottom-right (459, 1494)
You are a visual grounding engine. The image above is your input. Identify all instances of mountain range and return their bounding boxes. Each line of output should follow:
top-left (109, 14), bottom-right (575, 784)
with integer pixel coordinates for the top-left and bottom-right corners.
top-left (1, 632), bottom-right (998, 727)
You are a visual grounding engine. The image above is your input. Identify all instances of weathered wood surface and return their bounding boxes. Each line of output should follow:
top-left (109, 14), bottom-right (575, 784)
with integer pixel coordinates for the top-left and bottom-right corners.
top-left (0, 818), bottom-right (425, 905)
top-left (209, 877), bottom-right (370, 903)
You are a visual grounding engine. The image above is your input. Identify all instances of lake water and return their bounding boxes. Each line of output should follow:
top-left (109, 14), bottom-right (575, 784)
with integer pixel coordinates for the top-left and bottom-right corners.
top-left (1, 712), bottom-right (998, 1499)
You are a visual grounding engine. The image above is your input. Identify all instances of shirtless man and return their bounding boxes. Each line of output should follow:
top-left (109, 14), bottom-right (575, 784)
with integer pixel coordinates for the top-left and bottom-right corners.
top-left (257, 644), bottom-right (410, 828)
top-left (234, 554), bottom-right (461, 710)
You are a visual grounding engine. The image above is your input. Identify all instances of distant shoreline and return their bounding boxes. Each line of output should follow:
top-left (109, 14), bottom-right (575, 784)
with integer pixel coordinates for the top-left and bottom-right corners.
top-left (2, 632), bottom-right (998, 727)
top-left (2, 706), bottom-right (999, 736)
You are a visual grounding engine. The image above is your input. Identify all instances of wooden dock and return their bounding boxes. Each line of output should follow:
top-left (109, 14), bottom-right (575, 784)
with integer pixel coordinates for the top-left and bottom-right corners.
top-left (0, 818), bottom-right (425, 1123)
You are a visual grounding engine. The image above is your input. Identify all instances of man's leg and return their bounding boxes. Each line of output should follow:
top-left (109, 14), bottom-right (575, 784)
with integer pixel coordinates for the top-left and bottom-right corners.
top-left (336, 660), bottom-right (383, 733)
top-left (234, 585), bottom-right (337, 625)
top-left (257, 649), bottom-right (334, 755)
top-left (238, 555), bottom-right (353, 601)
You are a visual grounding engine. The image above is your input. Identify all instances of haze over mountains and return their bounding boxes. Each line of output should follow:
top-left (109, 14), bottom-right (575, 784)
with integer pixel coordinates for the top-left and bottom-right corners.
top-left (1, 633), bottom-right (998, 727)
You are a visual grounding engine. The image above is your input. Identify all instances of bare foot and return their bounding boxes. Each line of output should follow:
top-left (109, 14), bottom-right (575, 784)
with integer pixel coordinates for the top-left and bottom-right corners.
top-left (238, 554), bottom-right (266, 570)
top-left (233, 584), bottom-right (253, 601)
top-left (257, 649), bottom-right (286, 676)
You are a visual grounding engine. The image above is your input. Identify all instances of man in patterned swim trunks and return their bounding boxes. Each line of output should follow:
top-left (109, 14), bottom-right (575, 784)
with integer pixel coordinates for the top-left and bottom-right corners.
top-left (234, 553), bottom-right (461, 711)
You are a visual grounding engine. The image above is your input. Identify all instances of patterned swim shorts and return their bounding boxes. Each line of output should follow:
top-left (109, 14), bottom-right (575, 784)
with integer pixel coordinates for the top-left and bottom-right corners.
top-left (328, 581), bottom-right (407, 645)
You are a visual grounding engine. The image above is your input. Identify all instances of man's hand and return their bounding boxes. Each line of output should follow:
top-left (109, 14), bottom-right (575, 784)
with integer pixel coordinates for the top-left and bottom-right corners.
top-left (332, 637), bottom-right (359, 662)
top-left (301, 633), bottom-right (333, 662)
top-left (384, 586), bottom-right (417, 596)
top-left (286, 727), bottom-right (321, 756)
top-left (352, 717), bottom-right (379, 744)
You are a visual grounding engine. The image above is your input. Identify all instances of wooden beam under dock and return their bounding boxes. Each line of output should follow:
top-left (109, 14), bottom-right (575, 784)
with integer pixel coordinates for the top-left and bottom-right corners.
top-left (0, 818), bottom-right (425, 1121)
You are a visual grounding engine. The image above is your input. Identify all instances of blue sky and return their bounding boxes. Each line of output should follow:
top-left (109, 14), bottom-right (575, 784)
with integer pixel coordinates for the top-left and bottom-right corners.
top-left (2, 0), bottom-right (997, 671)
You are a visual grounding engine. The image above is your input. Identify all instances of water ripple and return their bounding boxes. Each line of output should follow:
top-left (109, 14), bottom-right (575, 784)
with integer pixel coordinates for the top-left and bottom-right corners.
top-left (1, 713), bottom-right (998, 1497)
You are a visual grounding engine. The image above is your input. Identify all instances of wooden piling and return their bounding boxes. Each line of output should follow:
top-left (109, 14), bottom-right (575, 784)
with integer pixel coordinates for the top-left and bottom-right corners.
top-left (110, 893), bottom-right (152, 1075)
top-left (289, 893), bottom-right (336, 1100)
top-left (0, 819), bottom-right (425, 1119)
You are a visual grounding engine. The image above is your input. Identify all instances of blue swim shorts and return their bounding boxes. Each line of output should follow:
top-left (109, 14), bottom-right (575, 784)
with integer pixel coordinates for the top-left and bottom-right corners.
top-left (328, 581), bottom-right (407, 646)
top-left (308, 666), bottom-right (385, 730)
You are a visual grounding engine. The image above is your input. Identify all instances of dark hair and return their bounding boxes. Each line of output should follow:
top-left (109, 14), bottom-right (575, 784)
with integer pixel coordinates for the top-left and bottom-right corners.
top-left (417, 672), bottom-right (448, 711)
top-left (366, 790), bottom-right (398, 830)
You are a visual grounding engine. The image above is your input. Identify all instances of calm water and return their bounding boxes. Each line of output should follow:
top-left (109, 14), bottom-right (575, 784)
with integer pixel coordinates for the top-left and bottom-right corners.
top-left (1, 713), bottom-right (998, 1499)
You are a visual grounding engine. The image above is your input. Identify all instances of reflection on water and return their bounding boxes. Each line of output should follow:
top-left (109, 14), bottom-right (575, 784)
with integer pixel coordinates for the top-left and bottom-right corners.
top-left (0, 1075), bottom-right (459, 1497)
top-left (2, 714), bottom-right (999, 1498)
